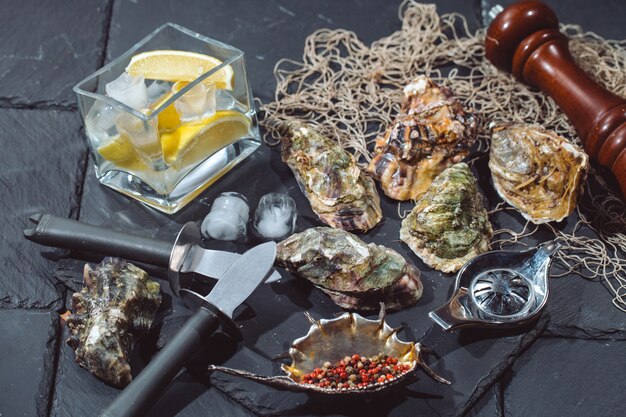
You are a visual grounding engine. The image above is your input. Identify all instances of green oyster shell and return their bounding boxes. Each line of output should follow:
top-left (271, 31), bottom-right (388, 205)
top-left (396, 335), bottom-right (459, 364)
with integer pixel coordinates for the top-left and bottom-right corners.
top-left (66, 258), bottom-right (161, 387)
top-left (400, 163), bottom-right (492, 273)
top-left (281, 123), bottom-right (382, 231)
top-left (276, 227), bottom-right (422, 310)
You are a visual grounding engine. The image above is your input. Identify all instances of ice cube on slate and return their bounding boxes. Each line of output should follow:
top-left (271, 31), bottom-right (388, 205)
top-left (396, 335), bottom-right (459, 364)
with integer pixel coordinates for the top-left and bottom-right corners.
top-left (173, 81), bottom-right (216, 122)
top-left (253, 193), bottom-right (297, 241)
top-left (201, 192), bottom-right (249, 241)
top-left (106, 72), bottom-right (148, 110)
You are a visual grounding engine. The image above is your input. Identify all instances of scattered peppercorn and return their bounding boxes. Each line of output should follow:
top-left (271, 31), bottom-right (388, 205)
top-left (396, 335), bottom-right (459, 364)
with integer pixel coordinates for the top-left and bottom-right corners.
top-left (300, 353), bottom-right (412, 390)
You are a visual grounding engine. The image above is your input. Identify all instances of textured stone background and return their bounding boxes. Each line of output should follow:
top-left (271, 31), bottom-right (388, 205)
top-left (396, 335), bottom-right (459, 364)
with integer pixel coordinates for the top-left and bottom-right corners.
top-left (1, 1), bottom-right (625, 416)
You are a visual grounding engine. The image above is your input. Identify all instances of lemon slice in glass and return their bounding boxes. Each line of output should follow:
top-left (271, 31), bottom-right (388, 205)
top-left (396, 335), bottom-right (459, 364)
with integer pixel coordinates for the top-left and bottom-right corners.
top-left (161, 110), bottom-right (250, 166)
top-left (97, 135), bottom-right (147, 171)
top-left (126, 50), bottom-right (234, 89)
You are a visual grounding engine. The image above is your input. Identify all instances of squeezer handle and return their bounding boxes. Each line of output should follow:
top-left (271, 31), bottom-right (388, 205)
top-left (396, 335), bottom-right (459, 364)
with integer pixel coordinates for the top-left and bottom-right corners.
top-left (485, 1), bottom-right (626, 196)
top-left (23, 214), bottom-right (173, 266)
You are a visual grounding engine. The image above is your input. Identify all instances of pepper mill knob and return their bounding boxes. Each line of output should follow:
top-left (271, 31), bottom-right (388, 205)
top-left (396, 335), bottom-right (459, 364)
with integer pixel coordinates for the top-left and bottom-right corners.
top-left (485, 0), bottom-right (626, 196)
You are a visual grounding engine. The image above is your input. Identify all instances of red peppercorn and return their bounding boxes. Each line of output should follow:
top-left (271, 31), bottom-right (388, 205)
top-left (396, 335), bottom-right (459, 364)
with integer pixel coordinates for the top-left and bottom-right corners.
top-left (386, 374), bottom-right (394, 381)
top-left (352, 354), bottom-right (360, 362)
top-left (377, 376), bottom-right (385, 383)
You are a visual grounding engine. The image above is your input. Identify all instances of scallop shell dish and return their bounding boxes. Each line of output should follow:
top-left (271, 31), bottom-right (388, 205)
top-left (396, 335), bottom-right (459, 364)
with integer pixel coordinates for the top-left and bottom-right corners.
top-left (207, 306), bottom-right (449, 394)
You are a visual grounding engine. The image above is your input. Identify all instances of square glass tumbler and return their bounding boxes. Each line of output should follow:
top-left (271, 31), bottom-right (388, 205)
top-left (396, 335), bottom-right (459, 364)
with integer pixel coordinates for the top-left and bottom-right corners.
top-left (74, 23), bottom-right (261, 214)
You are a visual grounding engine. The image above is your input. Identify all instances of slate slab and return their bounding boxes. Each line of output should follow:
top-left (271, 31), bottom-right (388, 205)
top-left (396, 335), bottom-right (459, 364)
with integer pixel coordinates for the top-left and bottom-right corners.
top-left (63, 140), bottom-right (549, 416)
top-left (0, 0), bottom-right (110, 108)
top-left (0, 309), bottom-right (59, 417)
top-left (503, 337), bottom-right (626, 417)
top-left (465, 386), bottom-right (502, 417)
top-left (51, 323), bottom-right (255, 417)
top-left (0, 109), bottom-right (87, 310)
top-left (106, 0), bottom-right (480, 101)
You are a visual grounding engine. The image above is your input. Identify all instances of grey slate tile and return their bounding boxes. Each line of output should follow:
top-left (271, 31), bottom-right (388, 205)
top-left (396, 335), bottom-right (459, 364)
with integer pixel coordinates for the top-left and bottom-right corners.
top-left (106, 0), bottom-right (479, 101)
top-left (503, 337), bottom-right (626, 417)
top-left (464, 386), bottom-right (502, 417)
top-left (0, 309), bottom-right (59, 417)
top-left (0, 109), bottom-right (87, 309)
top-left (0, 0), bottom-right (111, 108)
top-left (51, 314), bottom-right (256, 417)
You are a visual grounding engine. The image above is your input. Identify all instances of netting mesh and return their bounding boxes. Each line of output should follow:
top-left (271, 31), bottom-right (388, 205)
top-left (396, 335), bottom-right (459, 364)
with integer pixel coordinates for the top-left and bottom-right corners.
top-left (258, 1), bottom-right (626, 312)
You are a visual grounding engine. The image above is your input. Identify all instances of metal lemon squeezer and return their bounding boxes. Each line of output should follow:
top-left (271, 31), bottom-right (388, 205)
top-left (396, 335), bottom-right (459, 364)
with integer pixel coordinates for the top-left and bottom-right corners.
top-left (429, 241), bottom-right (561, 331)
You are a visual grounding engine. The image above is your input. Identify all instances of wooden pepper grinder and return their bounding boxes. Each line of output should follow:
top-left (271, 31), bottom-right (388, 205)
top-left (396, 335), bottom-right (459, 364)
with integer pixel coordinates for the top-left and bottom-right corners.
top-left (485, 0), bottom-right (626, 196)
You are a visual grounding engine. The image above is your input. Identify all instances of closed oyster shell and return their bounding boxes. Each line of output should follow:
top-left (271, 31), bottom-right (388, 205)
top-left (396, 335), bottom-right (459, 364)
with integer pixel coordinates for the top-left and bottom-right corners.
top-left (400, 163), bottom-right (492, 273)
top-left (281, 122), bottom-right (382, 231)
top-left (66, 258), bottom-right (161, 387)
top-left (489, 123), bottom-right (589, 224)
top-left (368, 75), bottom-right (479, 201)
top-left (276, 227), bottom-right (422, 310)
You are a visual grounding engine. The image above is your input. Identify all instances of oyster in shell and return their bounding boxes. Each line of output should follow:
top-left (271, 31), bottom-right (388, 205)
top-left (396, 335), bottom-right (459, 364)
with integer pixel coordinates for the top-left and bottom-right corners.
top-left (207, 306), bottom-right (449, 394)
top-left (281, 122), bottom-right (382, 231)
top-left (368, 75), bottom-right (479, 201)
top-left (489, 123), bottom-right (589, 223)
top-left (276, 227), bottom-right (422, 310)
top-left (400, 163), bottom-right (492, 273)
top-left (66, 258), bottom-right (161, 387)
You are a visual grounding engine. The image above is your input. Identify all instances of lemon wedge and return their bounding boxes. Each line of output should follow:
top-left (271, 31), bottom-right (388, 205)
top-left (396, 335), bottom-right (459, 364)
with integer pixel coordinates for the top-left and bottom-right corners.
top-left (161, 110), bottom-right (250, 165)
top-left (97, 135), bottom-right (147, 171)
top-left (127, 50), bottom-right (234, 89)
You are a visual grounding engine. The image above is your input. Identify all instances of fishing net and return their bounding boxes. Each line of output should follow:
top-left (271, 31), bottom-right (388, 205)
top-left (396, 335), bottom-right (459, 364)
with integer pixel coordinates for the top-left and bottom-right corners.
top-left (258, 0), bottom-right (626, 312)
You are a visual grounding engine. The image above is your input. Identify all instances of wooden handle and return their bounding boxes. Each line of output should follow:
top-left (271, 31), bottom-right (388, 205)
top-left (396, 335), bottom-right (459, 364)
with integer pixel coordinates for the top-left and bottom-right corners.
top-left (485, 0), bottom-right (626, 196)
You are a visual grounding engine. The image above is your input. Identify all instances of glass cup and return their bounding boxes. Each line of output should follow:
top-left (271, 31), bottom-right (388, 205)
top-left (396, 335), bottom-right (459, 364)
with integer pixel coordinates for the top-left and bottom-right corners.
top-left (73, 23), bottom-right (261, 214)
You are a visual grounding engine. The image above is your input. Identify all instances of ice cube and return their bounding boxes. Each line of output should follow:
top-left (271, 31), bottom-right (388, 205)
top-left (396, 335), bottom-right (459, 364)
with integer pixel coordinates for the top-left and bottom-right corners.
top-left (115, 113), bottom-right (162, 167)
top-left (85, 101), bottom-right (120, 145)
top-left (146, 80), bottom-right (170, 104)
top-left (173, 81), bottom-right (216, 122)
top-left (201, 192), bottom-right (249, 241)
top-left (106, 72), bottom-right (148, 110)
top-left (253, 193), bottom-right (297, 241)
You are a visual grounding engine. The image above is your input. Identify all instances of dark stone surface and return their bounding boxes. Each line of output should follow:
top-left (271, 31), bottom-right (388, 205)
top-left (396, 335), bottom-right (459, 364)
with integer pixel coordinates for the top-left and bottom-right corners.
top-left (0, 0), bottom-right (110, 108)
top-left (51, 325), bottom-right (255, 417)
top-left (1, 1), bottom-right (626, 417)
top-left (106, 0), bottom-right (480, 101)
top-left (503, 337), bottom-right (626, 417)
top-left (464, 386), bottom-right (501, 417)
top-left (0, 109), bottom-right (86, 310)
top-left (0, 309), bottom-right (59, 417)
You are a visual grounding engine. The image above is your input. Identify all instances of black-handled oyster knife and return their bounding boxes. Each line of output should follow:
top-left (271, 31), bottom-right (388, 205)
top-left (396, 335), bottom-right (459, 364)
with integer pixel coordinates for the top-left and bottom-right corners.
top-left (23, 214), bottom-right (281, 295)
top-left (100, 240), bottom-right (277, 417)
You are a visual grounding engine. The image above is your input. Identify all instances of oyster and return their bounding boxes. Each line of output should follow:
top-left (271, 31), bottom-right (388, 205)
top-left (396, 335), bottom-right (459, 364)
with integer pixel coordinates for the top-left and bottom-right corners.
top-left (207, 306), bottom-right (449, 394)
top-left (276, 227), bottom-right (422, 310)
top-left (489, 123), bottom-right (589, 223)
top-left (281, 122), bottom-right (382, 231)
top-left (400, 163), bottom-right (492, 273)
top-left (368, 75), bottom-right (479, 201)
top-left (66, 258), bottom-right (161, 387)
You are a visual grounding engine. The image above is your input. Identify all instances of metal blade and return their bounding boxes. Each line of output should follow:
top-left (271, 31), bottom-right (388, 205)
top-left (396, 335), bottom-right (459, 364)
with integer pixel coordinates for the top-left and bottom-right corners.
top-left (186, 247), bottom-right (282, 283)
top-left (204, 241), bottom-right (276, 318)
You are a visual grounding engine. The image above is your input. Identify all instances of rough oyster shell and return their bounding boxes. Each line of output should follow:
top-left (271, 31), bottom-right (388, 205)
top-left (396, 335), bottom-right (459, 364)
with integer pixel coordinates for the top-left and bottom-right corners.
top-left (66, 258), bottom-right (161, 387)
top-left (368, 75), bottom-right (479, 201)
top-left (276, 227), bottom-right (423, 311)
top-left (489, 123), bottom-right (589, 224)
top-left (400, 163), bottom-right (492, 273)
top-left (207, 306), bottom-right (449, 394)
top-left (281, 122), bottom-right (382, 231)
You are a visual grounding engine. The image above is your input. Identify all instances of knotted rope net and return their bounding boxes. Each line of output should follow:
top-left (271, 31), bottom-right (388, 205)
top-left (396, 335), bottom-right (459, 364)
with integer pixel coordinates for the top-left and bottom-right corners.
top-left (259, 1), bottom-right (626, 312)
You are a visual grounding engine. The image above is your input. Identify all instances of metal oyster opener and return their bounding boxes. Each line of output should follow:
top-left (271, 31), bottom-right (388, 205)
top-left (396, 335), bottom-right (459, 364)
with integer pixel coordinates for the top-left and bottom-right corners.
top-left (102, 241), bottom-right (277, 417)
top-left (23, 214), bottom-right (281, 295)
top-left (429, 241), bottom-right (560, 331)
